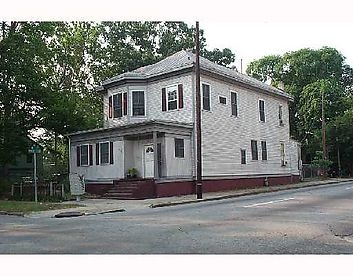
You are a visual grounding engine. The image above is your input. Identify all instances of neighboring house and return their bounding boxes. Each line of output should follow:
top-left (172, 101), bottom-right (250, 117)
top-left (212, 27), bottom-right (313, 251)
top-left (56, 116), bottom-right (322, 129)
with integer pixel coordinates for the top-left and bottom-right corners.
top-left (0, 138), bottom-right (43, 179)
top-left (68, 50), bottom-right (301, 198)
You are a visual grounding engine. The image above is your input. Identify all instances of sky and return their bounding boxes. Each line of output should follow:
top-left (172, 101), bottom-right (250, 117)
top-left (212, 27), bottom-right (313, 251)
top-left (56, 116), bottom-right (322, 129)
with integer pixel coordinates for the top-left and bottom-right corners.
top-left (200, 20), bottom-right (353, 73)
top-left (3, 0), bottom-right (353, 74)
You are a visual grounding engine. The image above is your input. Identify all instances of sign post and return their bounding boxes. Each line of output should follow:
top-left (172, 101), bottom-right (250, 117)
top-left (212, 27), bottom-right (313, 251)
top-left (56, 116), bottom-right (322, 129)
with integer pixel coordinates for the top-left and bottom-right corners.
top-left (28, 145), bottom-right (41, 203)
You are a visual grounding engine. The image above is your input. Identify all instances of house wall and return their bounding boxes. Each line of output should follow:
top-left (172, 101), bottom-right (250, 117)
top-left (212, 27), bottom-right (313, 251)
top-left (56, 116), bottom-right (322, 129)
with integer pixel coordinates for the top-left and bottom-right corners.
top-left (103, 74), bottom-right (194, 128)
top-left (70, 138), bottom-right (125, 183)
top-left (164, 134), bottom-right (193, 179)
top-left (198, 74), bottom-right (300, 178)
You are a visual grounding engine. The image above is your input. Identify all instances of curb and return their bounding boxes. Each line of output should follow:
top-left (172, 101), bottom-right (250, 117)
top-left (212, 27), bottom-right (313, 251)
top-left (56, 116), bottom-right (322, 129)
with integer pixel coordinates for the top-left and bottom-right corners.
top-left (54, 208), bottom-right (126, 218)
top-left (0, 211), bottom-right (25, 217)
top-left (149, 179), bottom-right (353, 208)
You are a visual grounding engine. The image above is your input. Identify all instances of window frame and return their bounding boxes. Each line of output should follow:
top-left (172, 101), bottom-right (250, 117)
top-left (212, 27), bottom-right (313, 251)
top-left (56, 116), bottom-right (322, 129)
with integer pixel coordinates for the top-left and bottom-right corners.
top-left (230, 91), bottom-right (238, 117)
top-left (219, 96), bottom-right (227, 105)
top-left (279, 105), bottom-right (284, 126)
top-left (202, 83), bottom-right (211, 111)
top-left (131, 90), bottom-right (145, 116)
top-left (259, 99), bottom-right (265, 122)
top-left (251, 140), bottom-right (258, 161)
top-left (174, 138), bottom-right (185, 158)
top-left (99, 141), bottom-right (110, 165)
top-left (280, 142), bottom-right (285, 166)
top-left (79, 144), bottom-right (90, 166)
top-left (166, 84), bottom-right (178, 111)
top-left (261, 141), bottom-right (268, 161)
top-left (113, 93), bottom-right (123, 118)
top-left (241, 149), bottom-right (246, 164)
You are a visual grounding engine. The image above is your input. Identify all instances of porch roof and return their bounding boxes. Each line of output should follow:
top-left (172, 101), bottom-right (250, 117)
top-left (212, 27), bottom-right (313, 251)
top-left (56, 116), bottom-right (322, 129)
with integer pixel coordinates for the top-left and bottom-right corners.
top-left (67, 120), bottom-right (193, 140)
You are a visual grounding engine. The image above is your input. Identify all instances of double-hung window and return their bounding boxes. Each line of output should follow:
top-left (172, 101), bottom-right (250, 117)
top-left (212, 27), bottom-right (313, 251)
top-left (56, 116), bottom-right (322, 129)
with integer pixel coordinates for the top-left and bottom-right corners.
top-left (167, 85), bottom-right (178, 111)
top-left (174, 138), bottom-right (184, 158)
top-left (259, 100), bottom-right (265, 122)
top-left (80, 145), bottom-right (89, 166)
top-left (280, 143), bottom-right (285, 166)
top-left (77, 144), bottom-right (92, 166)
top-left (113, 94), bottom-right (122, 118)
top-left (202, 83), bottom-right (211, 111)
top-left (241, 149), bottom-right (246, 164)
top-left (279, 105), bottom-right (284, 125)
top-left (231, 92), bottom-right (238, 116)
top-left (132, 91), bottom-right (145, 116)
top-left (261, 141), bottom-right (267, 161)
top-left (100, 142), bottom-right (109, 164)
top-left (251, 140), bottom-right (258, 160)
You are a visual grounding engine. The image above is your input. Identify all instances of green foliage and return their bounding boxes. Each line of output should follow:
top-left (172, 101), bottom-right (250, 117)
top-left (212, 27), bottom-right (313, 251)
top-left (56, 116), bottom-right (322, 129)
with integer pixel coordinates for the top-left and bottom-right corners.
top-left (0, 200), bottom-right (81, 214)
top-left (127, 167), bottom-right (138, 178)
top-left (310, 151), bottom-right (333, 170)
top-left (202, 48), bottom-right (235, 67)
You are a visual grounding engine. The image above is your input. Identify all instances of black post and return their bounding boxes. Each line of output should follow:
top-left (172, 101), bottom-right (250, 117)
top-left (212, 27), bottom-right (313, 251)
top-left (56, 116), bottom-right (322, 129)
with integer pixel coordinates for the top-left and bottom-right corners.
top-left (195, 21), bottom-right (202, 199)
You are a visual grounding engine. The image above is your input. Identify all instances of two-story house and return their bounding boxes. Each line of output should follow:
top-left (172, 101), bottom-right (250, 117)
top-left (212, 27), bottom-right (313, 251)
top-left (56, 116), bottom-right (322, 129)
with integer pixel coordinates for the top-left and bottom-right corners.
top-left (68, 50), bottom-right (301, 198)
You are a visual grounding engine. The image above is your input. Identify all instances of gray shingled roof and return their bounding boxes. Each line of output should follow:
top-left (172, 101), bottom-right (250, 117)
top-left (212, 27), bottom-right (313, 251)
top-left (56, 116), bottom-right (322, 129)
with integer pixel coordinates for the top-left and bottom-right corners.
top-left (101, 50), bottom-right (293, 100)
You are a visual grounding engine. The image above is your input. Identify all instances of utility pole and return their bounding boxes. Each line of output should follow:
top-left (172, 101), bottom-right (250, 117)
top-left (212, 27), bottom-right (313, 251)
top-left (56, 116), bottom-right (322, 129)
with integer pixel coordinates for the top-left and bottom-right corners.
top-left (321, 89), bottom-right (327, 176)
top-left (195, 21), bottom-right (202, 199)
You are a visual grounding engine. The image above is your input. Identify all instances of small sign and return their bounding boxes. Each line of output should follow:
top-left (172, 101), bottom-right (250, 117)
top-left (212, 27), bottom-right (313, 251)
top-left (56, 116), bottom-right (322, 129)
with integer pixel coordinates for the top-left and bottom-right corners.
top-left (69, 173), bottom-right (85, 196)
top-left (28, 145), bottom-right (41, 154)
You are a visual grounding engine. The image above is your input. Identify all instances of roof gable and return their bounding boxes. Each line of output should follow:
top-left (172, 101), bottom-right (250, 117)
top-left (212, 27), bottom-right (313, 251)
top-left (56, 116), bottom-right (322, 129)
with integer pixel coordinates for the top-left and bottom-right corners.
top-left (99, 50), bottom-right (293, 100)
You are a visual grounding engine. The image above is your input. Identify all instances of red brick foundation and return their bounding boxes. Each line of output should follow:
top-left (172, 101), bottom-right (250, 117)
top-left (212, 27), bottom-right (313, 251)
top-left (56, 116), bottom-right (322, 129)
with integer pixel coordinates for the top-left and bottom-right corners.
top-left (155, 175), bottom-right (300, 198)
top-left (84, 175), bottom-right (300, 198)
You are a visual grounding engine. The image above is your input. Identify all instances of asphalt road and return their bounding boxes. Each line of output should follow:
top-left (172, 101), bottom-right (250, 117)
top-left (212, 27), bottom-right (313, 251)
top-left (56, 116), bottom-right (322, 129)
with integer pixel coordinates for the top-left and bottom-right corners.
top-left (1, 181), bottom-right (353, 254)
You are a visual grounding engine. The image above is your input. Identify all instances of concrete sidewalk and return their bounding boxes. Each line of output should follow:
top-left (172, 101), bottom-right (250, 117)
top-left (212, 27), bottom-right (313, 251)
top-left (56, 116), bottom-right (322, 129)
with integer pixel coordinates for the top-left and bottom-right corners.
top-left (27, 177), bottom-right (353, 218)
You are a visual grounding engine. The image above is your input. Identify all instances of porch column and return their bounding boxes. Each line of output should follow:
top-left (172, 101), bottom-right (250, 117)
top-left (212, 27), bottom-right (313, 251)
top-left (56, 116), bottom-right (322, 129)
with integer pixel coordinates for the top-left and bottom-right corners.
top-left (153, 131), bottom-right (159, 179)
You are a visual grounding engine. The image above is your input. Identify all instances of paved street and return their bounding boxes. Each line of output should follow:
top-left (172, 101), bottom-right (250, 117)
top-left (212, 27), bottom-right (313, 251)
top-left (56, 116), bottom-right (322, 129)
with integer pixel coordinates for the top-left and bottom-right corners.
top-left (1, 180), bottom-right (353, 254)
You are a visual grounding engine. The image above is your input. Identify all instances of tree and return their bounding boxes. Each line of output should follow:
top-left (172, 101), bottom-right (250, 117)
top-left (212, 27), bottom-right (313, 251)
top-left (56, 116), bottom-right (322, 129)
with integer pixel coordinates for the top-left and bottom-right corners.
top-left (202, 48), bottom-right (235, 67)
top-left (0, 22), bottom-right (52, 176)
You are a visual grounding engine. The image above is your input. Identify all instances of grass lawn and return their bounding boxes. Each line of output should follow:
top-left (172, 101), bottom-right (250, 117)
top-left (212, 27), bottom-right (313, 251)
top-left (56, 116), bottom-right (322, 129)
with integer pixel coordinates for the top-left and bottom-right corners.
top-left (0, 200), bottom-right (83, 214)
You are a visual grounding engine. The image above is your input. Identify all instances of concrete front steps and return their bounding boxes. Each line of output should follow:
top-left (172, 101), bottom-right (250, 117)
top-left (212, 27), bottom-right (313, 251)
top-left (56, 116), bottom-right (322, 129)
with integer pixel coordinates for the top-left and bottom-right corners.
top-left (103, 178), bottom-right (156, 199)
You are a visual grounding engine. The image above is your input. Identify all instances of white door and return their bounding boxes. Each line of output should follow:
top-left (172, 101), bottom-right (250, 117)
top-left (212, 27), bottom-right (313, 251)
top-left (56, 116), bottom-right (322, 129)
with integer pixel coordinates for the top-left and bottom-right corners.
top-left (144, 145), bottom-right (154, 178)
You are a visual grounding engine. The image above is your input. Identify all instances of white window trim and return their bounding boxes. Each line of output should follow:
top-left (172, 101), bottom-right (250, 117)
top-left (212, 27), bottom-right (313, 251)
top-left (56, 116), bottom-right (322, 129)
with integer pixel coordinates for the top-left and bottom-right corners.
top-left (201, 82), bottom-right (212, 111)
top-left (99, 141), bottom-right (110, 165)
top-left (166, 84), bottom-right (179, 111)
top-left (112, 92), bottom-right (125, 119)
top-left (230, 90), bottom-right (238, 117)
top-left (130, 90), bottom-right (146, 117)
top-left (259, 99), bottom-right (266, 122)
top-left (174, 138), bottom-right (185, 159)
top-left (80, 144), bottom-right (90, 167)
top-left (219, 95), bottom-right (227, 105)
top-left (279, 105), bottom-right (284, 126)
top-left (261, 140), bottom-right (268, 161)
top-left (280, 142), bottom-right (286, 166)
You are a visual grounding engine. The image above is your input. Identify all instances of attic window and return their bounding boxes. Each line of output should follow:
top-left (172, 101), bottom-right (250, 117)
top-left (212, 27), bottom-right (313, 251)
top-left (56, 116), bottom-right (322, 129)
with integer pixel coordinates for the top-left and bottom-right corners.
top-left (219, 96), bottom-right (227, 104)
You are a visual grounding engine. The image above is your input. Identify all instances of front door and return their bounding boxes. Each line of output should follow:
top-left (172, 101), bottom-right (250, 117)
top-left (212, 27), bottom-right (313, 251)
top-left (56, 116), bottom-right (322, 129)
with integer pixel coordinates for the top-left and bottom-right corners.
top-left (144, 145), bottom-right (154, 178)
